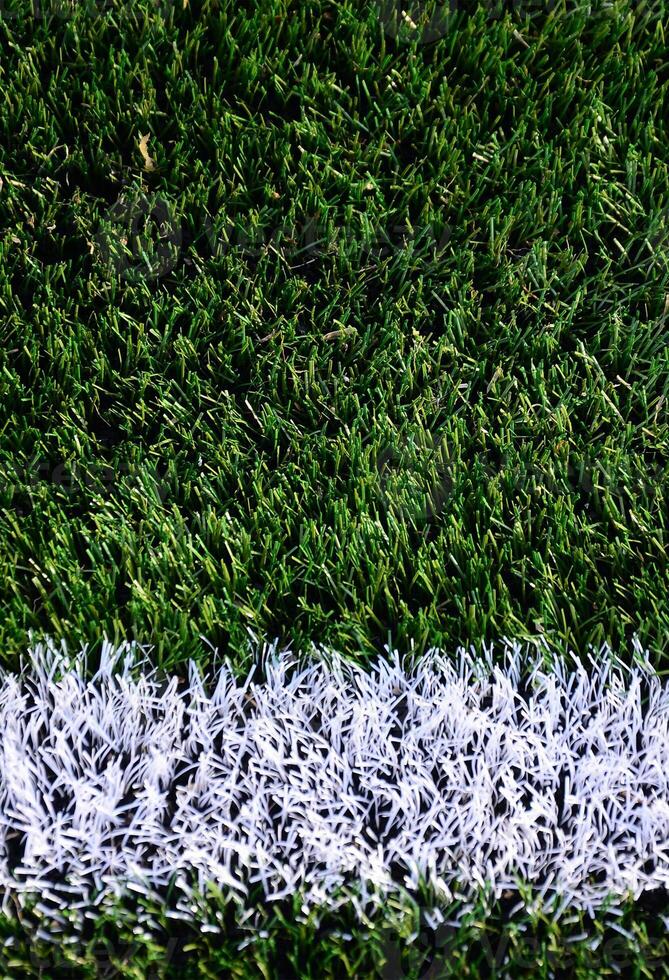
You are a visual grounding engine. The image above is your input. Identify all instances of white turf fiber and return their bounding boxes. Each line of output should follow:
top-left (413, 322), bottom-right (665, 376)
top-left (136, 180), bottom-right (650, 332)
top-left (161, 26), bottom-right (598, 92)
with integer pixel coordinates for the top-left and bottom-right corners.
top-left (1, 637), bottom-right (668, 925)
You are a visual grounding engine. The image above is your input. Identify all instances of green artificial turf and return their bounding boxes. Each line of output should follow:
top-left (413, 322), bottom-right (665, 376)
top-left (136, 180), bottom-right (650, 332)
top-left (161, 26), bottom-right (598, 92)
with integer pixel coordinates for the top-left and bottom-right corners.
top-left (2, 0), bottom-right (669, 672)
top-left (2, 0), bottom-right (669, 974)
top-left (3, 885), bottom-right (669, 979)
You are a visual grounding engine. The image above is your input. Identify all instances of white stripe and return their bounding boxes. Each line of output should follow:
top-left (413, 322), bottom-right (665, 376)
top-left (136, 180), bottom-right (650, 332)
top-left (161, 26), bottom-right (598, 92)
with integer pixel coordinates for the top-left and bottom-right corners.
top-left (1, 637), bottom-right (668, 924)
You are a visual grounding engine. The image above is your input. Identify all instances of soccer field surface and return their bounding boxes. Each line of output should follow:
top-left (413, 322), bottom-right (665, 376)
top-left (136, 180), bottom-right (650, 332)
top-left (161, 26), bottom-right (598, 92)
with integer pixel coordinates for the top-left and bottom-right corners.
top-left (2, 0), bottom-right (669, 975)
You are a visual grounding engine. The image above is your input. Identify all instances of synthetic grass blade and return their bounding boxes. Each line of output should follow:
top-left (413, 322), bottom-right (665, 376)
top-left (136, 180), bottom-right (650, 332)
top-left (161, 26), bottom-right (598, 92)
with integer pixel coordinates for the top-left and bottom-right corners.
top-left (0, 637), bottom-right (668, 928)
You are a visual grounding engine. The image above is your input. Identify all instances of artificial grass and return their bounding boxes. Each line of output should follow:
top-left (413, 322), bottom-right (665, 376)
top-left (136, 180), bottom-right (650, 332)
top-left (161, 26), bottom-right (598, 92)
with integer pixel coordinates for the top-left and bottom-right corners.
top-left (2, 0), bottom-right (669, 974)
top-left (4, 636), bottom-right (669, 977)
top-left (2, 0), bottom-right (669, 673)
top-left (4, 637), bottom-right (669, 925)
top-left (3, 885), bottom-right (669, 978)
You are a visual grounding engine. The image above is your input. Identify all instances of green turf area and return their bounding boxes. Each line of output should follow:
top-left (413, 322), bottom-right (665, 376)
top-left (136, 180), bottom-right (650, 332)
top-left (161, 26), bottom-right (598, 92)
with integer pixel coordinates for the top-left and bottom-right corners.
top-left (2, 0), bottom-right (669, 974)
top-left (4, 886), bottom-right (669, 979)
top-left (2, 0), bottom-right (669, 672)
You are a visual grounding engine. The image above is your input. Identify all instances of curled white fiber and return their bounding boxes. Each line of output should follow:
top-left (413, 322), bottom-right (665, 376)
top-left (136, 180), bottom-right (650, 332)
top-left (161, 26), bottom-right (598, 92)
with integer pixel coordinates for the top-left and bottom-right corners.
top-left (0, 637), bottom-right (668, 922)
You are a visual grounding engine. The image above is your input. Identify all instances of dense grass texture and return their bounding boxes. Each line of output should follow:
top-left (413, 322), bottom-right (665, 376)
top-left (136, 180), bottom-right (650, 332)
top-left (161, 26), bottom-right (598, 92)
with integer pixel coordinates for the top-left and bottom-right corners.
top-left (2, 0), bottom-right (669, 672)
top-left (2, 0), bottom-right (669, 975)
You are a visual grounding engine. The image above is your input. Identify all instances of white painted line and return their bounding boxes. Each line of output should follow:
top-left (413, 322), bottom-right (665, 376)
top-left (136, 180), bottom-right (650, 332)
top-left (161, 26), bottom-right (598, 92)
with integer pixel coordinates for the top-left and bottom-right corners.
top-left (1, 637), bottom-right (668, 924)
